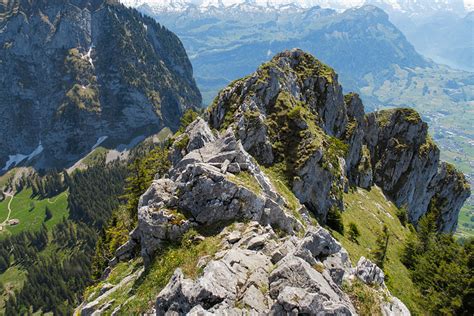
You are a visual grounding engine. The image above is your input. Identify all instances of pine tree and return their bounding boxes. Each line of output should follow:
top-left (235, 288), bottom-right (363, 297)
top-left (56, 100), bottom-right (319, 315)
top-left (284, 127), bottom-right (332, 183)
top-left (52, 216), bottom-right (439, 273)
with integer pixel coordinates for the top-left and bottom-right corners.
top-left (347, 222), bottom-right (360, 243)
top-left (326, 207), bottom-right (344, 234)
top-left (372, 224), bottom-right (389, 269)
top-left (44, 206), bottom-right (53, 221)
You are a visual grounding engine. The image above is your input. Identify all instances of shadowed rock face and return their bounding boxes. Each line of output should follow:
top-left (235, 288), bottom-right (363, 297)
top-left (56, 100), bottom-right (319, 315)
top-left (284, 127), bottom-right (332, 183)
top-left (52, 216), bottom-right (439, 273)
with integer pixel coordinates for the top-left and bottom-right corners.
top-left (0, 0), bottom-right (201, 170)
top-left (208, 49), bottom-right (470, 232)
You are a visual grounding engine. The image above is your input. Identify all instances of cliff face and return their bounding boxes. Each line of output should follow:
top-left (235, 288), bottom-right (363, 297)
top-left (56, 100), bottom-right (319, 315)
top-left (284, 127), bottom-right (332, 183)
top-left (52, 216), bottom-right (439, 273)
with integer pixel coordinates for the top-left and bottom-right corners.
top-left (208, 49), bottom-right (470, 233)
top-left (0, 0), bottom-right (201, 170)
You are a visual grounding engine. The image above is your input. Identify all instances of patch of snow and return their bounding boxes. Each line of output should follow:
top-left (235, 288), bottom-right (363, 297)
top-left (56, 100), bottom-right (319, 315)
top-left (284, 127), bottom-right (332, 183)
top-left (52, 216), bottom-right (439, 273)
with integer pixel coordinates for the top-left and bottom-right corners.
top-left (91, 136), bottom-right (109, 150)
top-left (142, 22), bottom-right (148, 31)
top-left (80, 45), bottom-right (95, 69)
top-left (2, 142), bottom-right (44, 171)
top-left (120, 0), bottom-right (469, 14)
top-left (2, 154), bottom-right (28, 171)
top-left (27, 142), bottom-right (44, 161)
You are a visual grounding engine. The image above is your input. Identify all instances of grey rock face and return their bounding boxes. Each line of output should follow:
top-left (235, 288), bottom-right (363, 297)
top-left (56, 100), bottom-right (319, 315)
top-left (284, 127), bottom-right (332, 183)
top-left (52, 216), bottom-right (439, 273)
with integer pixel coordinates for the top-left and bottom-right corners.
top-left (155, 223), bottom-right (357, 315)
top-left (365, 109), bottom-right (470, 231)
top-left (169, 117), bottom-right (216, 165)
top-left (353, 256), bottom-right (411, 316)
top-left (208, 49), bottom-right (469, 232)
top-left (428, 162), bottom-right (471, 232)
top-left (208, 49), bottom-right (352, 222)
top-left (354, 257), bottom-right (385, 286)
top-left (0, 0), bottom-right (201, 170)
top-left (381, 296), bottom-right (411, 316)
top-left (123, 120), bottom-right (303, 264)
top-left (292, 149), bottom-right (345, 221)
top-left (153, 222), bottom-right (410, 315)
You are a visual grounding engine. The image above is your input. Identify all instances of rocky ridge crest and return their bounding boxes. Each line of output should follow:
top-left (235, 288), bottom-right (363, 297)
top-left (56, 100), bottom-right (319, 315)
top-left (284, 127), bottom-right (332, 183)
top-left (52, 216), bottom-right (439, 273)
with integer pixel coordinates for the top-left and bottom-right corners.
top-left (83, 115), bottom-right (410, 315)
top-left (80, 49), bottom-right (469, 315)
top-left (208, 49), bottom-right (470, 232)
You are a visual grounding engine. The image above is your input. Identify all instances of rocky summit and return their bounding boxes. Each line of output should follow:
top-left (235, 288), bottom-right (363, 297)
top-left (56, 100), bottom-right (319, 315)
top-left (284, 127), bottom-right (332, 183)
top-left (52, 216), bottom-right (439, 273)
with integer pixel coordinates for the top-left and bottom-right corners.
top-left (208, 49), bottom-right (470, 233)
top-left (78, 49), bottom-right (470, 315)
top-left (0, 0), bottom-right (201, 170)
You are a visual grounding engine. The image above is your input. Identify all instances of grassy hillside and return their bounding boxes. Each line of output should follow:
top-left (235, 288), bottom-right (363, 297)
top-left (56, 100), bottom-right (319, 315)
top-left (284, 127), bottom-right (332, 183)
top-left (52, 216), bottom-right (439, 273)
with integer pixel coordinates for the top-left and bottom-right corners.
top-left (333, 186), bottom-right (423, 314)
top-left (0, 188), bottom-right (69, 311)
top-left (0, 188), bottom-right (68, 239)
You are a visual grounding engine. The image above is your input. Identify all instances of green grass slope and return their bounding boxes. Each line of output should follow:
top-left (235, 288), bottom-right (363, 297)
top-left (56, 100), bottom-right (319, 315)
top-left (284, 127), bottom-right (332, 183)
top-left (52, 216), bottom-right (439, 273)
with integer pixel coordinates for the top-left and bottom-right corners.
top-left (0, 188), bottom-right (68, 239)
top-left (332, 186), bottom-right (423, 314)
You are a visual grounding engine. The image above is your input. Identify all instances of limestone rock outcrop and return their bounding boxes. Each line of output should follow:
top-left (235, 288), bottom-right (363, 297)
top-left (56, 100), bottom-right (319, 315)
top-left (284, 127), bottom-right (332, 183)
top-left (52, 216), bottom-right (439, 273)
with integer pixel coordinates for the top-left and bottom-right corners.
top-left (88, 50), bottom-right (470, 315)
top-left (154, 221), bottom-right (410, 315)
top-left (155, 223), bottom-right (350, 315)
top-left (107, 116), bottom-right (410, 315)
top-left (121, 119), bottom-right (303, 264)
top-left (208, 49), bottom-right (470, 232)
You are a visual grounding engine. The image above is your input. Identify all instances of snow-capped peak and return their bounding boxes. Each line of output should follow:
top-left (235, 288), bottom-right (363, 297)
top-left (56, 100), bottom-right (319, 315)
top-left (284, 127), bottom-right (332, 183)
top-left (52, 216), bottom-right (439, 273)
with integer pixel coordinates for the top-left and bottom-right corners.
top-left (119, 0), bottom-right (471, 14)
top-left (121, 0), bottom-right (191, 12)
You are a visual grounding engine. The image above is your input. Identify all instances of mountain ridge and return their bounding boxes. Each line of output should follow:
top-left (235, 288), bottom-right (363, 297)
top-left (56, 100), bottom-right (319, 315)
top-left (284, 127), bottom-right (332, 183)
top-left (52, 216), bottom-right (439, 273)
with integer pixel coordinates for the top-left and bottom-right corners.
top-left (120, 0), bottom-right (471, 14)
top-left (135, 1), bottom-right (474, 238)
top-left (78, 49), bottom-right (470, 315)
top-left (0, 0), bottom-right (201, 171)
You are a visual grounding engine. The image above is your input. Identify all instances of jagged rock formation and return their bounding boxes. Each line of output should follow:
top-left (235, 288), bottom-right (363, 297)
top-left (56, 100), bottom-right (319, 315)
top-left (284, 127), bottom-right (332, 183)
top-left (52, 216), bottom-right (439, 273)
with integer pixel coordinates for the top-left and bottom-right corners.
top-left (364, 109), bottom-right (471, 232)
top-left (208, 49), bottom-right (470, 232)
top-left (100, 112), bottom-right (409, 315)
top-left (155, 223), bottom-right (357, 315)
top-left (80, 49), bottom-right (469, 315)
top-left (0, 0), bottom-right (201, 170)
top-left (115, 118), bottom-right (304, 265)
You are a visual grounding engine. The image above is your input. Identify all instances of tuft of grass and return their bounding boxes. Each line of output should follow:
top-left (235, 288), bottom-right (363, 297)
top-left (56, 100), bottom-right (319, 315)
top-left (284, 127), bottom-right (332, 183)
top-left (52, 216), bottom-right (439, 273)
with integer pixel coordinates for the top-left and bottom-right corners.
top-left (174, 134), bottom-right (190, 150)
top-left (261, 164), bottom-right (308, 225)
top-left (229, 171), bottom-right (262, 196)
top-left (343, 279), bottom-right (382, 316)
top-left (313, 262), bottom-right (325, 273)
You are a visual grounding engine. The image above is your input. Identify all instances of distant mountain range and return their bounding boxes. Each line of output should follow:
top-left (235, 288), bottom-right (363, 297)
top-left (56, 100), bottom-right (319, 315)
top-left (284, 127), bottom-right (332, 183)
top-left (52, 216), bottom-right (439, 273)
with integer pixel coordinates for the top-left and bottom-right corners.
top-left (123, 0), bottom-right (473, 72)
top-left (121, 0), bottom-right (471, 14)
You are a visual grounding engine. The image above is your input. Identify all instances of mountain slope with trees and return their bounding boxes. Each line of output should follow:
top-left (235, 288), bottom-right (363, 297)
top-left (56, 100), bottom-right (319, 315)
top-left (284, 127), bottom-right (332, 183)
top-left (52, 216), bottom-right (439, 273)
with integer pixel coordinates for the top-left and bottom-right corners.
top-left (0, 0), bottom-right (201, 171)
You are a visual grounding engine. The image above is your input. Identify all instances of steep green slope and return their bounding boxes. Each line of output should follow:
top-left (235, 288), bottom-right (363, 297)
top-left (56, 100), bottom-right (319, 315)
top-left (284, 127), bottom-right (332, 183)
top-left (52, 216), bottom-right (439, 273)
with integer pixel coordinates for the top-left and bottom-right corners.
top-left (333, 186), bottom-right (422, 314)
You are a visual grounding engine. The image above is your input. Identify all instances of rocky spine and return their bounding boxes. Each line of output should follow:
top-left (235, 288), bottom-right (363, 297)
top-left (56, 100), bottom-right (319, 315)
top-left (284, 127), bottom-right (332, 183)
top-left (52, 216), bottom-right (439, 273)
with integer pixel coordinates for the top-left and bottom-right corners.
top-left (80, 49), bottom-right (469, 315)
